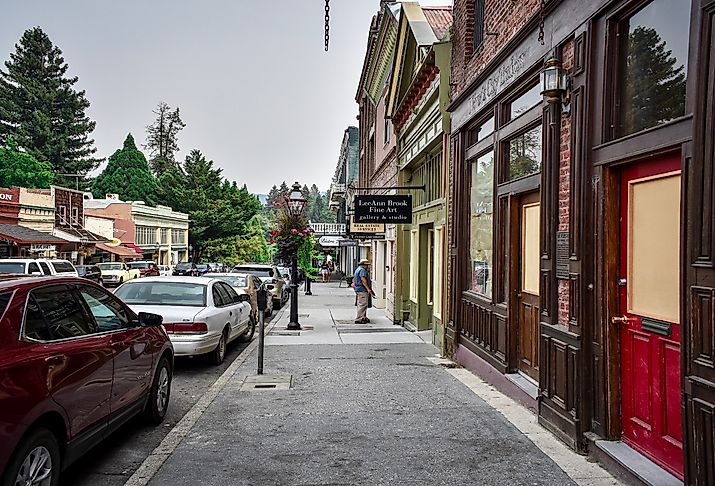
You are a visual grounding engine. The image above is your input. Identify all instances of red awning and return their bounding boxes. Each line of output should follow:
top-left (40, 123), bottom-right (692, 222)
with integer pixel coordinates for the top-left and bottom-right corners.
top-left (122, 243), bottom-right (144, 254)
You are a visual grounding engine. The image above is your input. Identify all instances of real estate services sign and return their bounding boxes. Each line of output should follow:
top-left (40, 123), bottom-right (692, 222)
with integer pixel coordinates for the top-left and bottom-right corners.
top-left (354, 195), bottom-right (412, 224)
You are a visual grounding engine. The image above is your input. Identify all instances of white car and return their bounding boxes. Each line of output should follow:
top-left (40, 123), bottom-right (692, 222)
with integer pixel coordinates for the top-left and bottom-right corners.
top-left (97, 262), bottom-right (138, 287)
top-left (158, 265), bottom-right (172, 277)
top-left (0, 258), bottom-right (78, 276)
top-left (114, 276), bottom-right (255, 364)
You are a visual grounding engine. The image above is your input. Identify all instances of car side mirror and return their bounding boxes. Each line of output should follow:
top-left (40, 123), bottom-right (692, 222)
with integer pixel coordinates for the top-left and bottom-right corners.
top-left (138, 312), bottom-right (163, 327)
top-left (239, 293), bottom-right (250, 303)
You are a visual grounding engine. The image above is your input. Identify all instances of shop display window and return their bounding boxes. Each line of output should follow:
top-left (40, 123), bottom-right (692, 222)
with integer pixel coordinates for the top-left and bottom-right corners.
top-left (470, 151), bottom-right (494, 296)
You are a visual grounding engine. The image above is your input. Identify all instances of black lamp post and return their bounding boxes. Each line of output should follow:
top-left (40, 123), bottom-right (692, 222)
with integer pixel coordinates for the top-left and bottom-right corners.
top-left (287, 182), bottom-right (306, 331)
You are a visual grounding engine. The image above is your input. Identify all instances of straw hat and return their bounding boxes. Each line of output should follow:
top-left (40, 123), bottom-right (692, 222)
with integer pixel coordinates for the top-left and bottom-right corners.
top-left (359, 259), bottom-right (370, 265)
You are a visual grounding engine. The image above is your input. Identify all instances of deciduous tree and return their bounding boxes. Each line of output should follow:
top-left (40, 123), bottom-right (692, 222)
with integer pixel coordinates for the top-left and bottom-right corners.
top-left (145, 102), bottom-right (185, 176)
top-left (0, 137), bottom-right (53, 188)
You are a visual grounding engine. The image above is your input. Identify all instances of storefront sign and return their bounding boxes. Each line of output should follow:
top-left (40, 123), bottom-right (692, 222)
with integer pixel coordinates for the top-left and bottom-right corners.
top-left (349, 220), bottom-right (385, 234)
top-left (0, 193), bottom-right (13, 201)
top-left (352, 234), bottom-right (385, 240)
top-left (354, 195), bottom-right (412, 224)
top-left (318, 236), bottom-right (344, 247)
top-left (338, 239), bottom-right (359, 247)
top-left (30, 244), bottom-right (56, 252)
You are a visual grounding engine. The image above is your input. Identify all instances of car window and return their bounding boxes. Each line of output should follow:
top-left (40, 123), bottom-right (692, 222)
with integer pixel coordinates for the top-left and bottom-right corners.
top-left (28, 262), bottom-right (41, 274)
top-left (216, 282), bottom-right (236, 304)
top-left (38, 262), bottom-right (51, 274)
top-left (212, 285), bottom-right (226, 307)
top-left (29, 285), bottom-right (97, 339)
top-left (98, 263), bottom-right (123, 271)
top-left (219, 282), bottom-right (240, 304)
top-left (78, 285), bottom-right (132, 332)
top-left (0, 262), bottom-right (26, 273)
top-left (115, 281), bottom-right (207, 306)
top-left (50, 261), bottom-right (75, 273)
top-left (24, 295), bottom-right (53, 341)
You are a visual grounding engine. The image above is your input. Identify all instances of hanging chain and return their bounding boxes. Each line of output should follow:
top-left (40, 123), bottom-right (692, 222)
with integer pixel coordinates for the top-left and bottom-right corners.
top-left (538, 0), bottom-right (546, 45)
top-left (324, 0), bottom-right (330, 51)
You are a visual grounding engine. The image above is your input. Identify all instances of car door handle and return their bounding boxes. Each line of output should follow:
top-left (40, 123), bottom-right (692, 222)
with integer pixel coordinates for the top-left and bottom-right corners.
top-left (229, 311), bottom-right (233, 316)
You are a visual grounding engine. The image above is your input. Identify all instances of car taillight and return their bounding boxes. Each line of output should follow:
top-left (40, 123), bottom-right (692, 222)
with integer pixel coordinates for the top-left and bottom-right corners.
top-left (163, 322), bottom-right (208, 334)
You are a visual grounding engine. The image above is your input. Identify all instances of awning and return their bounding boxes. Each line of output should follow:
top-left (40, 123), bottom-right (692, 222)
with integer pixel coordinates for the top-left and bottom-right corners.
top-left (96, 242), bottom-right (141, 259)
top-left (0, 224), bottom-right (67, 245)
top-left (54, 227), bottom-right (107, 244)
top-left (123, 243), bottom-right (144, 254)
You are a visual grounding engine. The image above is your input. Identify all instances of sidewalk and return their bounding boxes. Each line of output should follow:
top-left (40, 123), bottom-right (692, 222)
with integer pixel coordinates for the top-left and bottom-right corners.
top-left (141, 283), bottom-right (619, 486)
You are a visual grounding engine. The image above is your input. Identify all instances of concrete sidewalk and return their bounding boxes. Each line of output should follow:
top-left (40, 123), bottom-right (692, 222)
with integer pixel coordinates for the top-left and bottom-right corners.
top-left (142, 283), bottom-right (619, 486)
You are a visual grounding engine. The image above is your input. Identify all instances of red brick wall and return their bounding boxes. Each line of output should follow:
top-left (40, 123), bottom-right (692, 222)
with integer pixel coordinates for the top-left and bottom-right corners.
top-left (451, 0), bottom-right (541, 100)
top-left (557, 40), bottom-right (575, 328)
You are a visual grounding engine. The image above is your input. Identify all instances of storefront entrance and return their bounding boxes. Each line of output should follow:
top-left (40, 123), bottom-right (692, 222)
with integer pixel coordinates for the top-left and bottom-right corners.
top-left (516, 192), bottom-right (540, 381)
top-left (617, 154), bottom-right (683, 478)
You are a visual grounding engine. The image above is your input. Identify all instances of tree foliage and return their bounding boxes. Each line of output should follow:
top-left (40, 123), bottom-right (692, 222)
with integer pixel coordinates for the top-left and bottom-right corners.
top-left (92, 134), bottom-right (157, 204)
top-left (622, 27), bottom-right (687, 135)
top-left (157, 149), bottom-right (262, 261)
top-left (0, 27), bottom-right (99, 187)
top-left (145, 102), bottom-right (185, 176)
top-left (0, 137), bottom-right (53, 188)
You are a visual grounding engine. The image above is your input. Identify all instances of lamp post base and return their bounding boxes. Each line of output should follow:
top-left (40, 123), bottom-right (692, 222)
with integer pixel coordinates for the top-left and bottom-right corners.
top-left (287, 321), bottom-right (302, 331)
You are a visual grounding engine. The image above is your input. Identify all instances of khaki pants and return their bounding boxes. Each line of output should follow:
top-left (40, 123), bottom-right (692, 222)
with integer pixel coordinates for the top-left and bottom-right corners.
top-left (355, 291), bottom-right (369, 321)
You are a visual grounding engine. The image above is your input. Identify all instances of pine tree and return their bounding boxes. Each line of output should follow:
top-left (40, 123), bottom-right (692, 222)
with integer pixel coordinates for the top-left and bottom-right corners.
top-left (145, 101), bottom-right (185, 176)
top-left (92, 134), bottom-right (157, 204)
top-left (0, 27), bottom-right (100, 186)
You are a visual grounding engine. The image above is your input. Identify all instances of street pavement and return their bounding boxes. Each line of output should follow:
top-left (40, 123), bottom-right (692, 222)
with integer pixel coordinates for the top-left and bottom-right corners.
top-left (59, 311), bottom-right (280, 486)
top-left (130, 283), bottom-right (619, 486)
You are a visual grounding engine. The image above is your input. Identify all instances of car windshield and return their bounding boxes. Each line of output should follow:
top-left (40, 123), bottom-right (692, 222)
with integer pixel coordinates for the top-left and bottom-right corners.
top-left (129, 262), bottom-right (150, 269)
top-left (115, 282), bottom-right (207, 307)
top-left (76, 266), bottom-right (88, 275)
top-left (98, 263), bottom-right (122, 271)
top-left (0, 262), bottom-right (26, 273)
top-left (176, 263), bottom-right (192, 270)
top-left (234, 266), bottom-right (272, 277)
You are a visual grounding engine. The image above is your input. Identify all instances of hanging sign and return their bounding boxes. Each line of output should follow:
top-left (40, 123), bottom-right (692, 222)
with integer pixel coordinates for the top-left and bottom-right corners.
top-left (349, 220), bottom-right (385, 234)
top-left (30, 244), bottom-right (56, 252)
top-left (318, 236), bottom-right (344, 247)
top-left (354, 195), bottom-right (412, 224)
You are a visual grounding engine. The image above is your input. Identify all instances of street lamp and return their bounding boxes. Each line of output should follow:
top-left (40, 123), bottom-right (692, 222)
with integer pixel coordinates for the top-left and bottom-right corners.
top-left (287, 181), bottom-right (306, 331)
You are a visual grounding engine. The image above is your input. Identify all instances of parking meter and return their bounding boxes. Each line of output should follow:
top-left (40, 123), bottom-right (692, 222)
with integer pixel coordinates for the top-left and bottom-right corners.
top-left (256, 287), bottom-right (268, 374)
top-left (257, 288), bottom-right (268, 311)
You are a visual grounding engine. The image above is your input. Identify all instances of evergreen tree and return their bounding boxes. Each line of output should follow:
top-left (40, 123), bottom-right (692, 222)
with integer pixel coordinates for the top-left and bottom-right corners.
top-left (0, 27), bottom-right (100, 186)
top-left (623, 27), bottom-right (687, 134)
top-left (145, 101), bottom-right (185, 176)
top-left (0, 137), bottom-right (53, 188)
top-left (92, 134), bottom-right (157, 204)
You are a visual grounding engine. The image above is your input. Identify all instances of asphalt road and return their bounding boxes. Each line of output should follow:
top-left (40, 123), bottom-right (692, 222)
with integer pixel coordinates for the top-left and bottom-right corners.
top-left (59, 311), bottom-right (276, 486)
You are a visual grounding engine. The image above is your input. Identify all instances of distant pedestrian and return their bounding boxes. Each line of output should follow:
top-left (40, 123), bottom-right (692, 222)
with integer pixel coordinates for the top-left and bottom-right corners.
top-left (353, 259), bottom-right (374, 323)
top-left (320, 262), bottom-right (330, 282)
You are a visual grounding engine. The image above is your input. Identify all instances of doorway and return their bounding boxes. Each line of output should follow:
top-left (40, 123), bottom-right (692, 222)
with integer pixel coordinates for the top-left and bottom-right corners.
top-left (515, 192), bottom-right (540, 381)
top-left (617, 154), bottom-right (683, 478)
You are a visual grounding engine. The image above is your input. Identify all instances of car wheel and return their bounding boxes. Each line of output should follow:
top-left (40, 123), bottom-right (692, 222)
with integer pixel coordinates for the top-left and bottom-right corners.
top-left (1, 427), bottom-right (60, 486)
top-left (240, 315), bottom-right (256, 342)
top-left (208, 330), bottom-right (227, 365)
top-left (144, 356), bottom-right (172, 424)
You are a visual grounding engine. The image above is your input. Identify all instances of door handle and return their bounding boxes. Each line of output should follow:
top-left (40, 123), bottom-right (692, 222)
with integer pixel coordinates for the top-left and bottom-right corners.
top-left (229, 311), bottom-right (233, 316)
top-left (611, 315), bottom-right (636, 325)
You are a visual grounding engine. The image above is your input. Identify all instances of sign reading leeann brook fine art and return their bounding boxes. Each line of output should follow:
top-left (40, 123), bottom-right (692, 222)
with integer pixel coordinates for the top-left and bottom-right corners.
top-left (354, 195), bottom-right (412, 224)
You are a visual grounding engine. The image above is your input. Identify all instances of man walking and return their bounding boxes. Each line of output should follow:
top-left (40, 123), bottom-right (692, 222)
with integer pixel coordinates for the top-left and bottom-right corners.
top-left (353, 258), bottom-right (374, 323)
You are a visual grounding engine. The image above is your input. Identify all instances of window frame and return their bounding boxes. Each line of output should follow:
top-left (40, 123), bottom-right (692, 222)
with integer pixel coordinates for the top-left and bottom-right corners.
top-left (75, 284), bottom-right (137, 333)
top-left (21, 284), bottom-right (99, 343)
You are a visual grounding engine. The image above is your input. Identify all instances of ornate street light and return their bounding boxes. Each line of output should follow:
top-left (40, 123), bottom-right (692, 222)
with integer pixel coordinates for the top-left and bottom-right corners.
top-left (287, 182), bottom-right (306, 330)
top-left (540, 56), bottom-right (570, 108)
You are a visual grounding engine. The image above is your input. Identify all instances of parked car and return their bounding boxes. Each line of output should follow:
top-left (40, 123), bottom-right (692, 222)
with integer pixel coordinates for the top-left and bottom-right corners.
top-left (276, 266), bottom-right (291, 284)
top-left (201, 273), bottom-right (271, 321)
top-left (158, 265), bottom-right (172, 277)
top-left (97, 262), bottom-right (139, 287)
top-left (195, 264), bottom-right (210, 276)
top-left (115, 277), bottom-right (254, 365)
top-left (231, 264), bottom-right (288, 308)
top-left (0, 258), bottom-right (78, 277)
top-left (206, 262), bottom-right (225, 273)
top-left (128, 260), bottom-right (161, 277)
top-left (0, 276), bottom-right (172, 485)
top-left (75, 264), bottom-right (103, 284)
top-left (173, 262), bottom-right (197, 276)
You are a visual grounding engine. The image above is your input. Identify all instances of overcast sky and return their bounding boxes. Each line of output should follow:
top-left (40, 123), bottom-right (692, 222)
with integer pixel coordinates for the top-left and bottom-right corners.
top-left (1, 0), bottom-right (451, 195)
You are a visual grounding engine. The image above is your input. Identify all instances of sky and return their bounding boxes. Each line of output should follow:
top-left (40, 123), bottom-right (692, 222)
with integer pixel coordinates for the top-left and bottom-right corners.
top-left (1, 0), bottom-right (451, 195)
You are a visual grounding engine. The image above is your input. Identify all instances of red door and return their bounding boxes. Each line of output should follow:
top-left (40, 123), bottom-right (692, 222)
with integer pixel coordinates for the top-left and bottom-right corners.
top-left (618, 154), bottom-right (683, 478)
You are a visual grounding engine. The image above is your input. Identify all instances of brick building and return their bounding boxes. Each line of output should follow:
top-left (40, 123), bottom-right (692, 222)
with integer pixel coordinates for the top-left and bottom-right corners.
top-left (445, 0), bottom-right (714, 483)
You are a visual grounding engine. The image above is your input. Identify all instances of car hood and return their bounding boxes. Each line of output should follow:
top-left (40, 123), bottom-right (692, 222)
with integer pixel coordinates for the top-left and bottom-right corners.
top-left (126, 304), bottom-right (204, 323)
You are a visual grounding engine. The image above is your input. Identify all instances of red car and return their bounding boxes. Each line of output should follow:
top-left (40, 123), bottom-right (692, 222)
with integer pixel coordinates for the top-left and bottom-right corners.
top-left (0, 276), bottom-right (173, 485)
top-left (128, 261), bottom-right (161, 277)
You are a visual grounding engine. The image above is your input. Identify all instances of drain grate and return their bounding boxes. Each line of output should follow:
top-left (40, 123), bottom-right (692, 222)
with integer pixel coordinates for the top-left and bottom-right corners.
top-left (239, 374), bottom-right (292, 392)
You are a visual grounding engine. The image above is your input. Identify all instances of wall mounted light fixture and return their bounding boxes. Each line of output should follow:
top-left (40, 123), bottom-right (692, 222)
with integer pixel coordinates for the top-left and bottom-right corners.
top-left (540, 57), bottom-right (571, 113)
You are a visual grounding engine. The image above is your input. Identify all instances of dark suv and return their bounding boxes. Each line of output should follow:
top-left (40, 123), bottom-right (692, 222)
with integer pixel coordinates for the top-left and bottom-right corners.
top-left (0, 276), bottom-right (173, 485)
top-left (173, 262), bottom-right (197, 276)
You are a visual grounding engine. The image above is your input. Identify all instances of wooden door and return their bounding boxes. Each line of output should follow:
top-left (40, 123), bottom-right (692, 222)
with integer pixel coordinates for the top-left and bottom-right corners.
top-left (517, 192), bottom-right (540, 381)
top-left (618, 155), bottom-right (683, 479)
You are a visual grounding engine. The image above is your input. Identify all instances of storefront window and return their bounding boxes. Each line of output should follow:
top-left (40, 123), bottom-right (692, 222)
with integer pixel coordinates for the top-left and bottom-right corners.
top-left (619, 0), bottom-right (689, 137)
top-left (509, 83), bottom-right (541, 120)
top-left (468, 116), bottom-right (494, 146)
top-left (470, 151), bottom-right (494, 296)
top-left (507, 126), bottom-right (542, 180)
